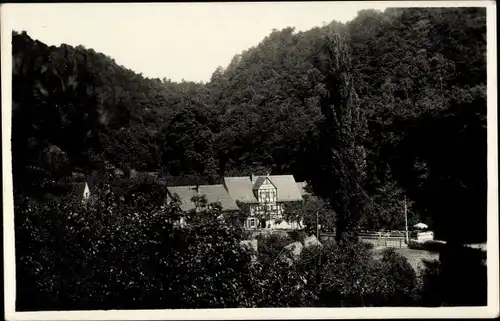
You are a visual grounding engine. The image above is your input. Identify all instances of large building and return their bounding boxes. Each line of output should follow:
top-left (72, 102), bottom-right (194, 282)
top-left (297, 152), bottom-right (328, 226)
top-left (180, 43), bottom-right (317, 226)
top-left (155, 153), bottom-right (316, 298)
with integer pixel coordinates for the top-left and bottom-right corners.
top-left (166, 174), bottom-right (307, 230)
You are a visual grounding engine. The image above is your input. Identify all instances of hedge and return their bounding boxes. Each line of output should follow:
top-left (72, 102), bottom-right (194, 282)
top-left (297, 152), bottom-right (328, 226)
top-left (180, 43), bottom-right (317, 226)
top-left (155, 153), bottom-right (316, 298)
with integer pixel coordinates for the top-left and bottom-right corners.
top-left (407, 240), bottom-right (445, 252)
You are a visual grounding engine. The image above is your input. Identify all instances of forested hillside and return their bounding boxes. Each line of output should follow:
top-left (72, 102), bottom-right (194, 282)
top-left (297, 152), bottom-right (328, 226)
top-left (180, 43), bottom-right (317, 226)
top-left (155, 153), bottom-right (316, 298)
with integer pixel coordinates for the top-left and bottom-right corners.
top-left (12, 6), bottom-right (488, 311)
top-left (12, 7), bottom-right (486, 240)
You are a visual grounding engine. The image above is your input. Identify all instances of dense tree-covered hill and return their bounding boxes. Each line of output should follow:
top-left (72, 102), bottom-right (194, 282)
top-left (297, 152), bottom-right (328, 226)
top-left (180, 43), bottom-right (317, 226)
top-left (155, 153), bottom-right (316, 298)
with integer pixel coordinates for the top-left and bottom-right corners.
top-left (11, 7), bottom-right (486, 242)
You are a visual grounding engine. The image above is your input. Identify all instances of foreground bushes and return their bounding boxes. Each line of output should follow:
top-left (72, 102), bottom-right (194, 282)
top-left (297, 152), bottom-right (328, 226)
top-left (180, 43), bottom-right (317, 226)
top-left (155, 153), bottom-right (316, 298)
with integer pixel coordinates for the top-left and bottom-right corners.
top-left (16, 189), bottom-right (254, 310)
top-left (295, 242), bottom-right (419, 307)
top-left (254, 233), bottom-right (294, 267)
top-left (16, 187), bottom-right (485, 309)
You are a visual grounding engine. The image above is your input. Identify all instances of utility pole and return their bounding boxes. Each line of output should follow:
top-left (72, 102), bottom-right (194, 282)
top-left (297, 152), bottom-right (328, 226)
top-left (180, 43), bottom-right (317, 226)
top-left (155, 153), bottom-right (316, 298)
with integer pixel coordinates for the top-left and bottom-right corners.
top-left (316, 210), bottom-right (321, 284)
top-left (404, 196), bottom-right (409, 243)
top-left (316, 210), bottom-right (320, 240)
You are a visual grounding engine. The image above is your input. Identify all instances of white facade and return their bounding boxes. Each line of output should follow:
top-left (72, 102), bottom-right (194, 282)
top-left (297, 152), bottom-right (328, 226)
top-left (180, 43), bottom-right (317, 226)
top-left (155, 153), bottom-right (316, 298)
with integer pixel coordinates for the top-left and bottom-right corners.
top-left (80, 182), bottom-right (91, 204)
top-left (244, 214), bottom-right (302, 230)
top-left (82, 182), bottom-right (91, 200)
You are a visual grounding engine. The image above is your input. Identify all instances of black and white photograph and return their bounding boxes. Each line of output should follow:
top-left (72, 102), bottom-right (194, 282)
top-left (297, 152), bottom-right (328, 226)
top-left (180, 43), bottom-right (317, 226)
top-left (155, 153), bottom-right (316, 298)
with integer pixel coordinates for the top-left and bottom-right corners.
top-left (1, 1), bottom-right (498, 320)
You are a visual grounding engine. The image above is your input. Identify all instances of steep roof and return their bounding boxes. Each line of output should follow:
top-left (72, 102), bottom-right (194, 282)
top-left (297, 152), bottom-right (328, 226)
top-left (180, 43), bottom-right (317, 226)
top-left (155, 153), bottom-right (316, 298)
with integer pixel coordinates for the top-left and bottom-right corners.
top-left (167, 184), bottom-right (239, 212)
top-left (224, 175), bottom-right (303, 203)
top-left (267, 175), bottom-right (303, 202)
top-left (223, 177), bottom-right (258, 203)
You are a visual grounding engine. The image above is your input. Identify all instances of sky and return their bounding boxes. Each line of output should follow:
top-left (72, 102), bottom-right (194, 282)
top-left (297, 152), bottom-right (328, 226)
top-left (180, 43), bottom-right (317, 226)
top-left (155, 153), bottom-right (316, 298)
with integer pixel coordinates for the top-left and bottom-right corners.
top-left (3, 2), bottom-right (395, 83)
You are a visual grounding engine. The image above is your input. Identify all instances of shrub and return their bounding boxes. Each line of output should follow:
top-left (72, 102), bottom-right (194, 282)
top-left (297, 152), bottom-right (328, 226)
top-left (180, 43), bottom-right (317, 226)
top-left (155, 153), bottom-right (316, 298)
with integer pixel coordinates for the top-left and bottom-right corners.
top-left (248, 259), bottom-right (317, 307)
top-left (287, 230), bottom-right (309, 243)
top-left (254, 233), bottom-right (294, 267)
top-left (241, 229), bottom-right (254, 240)
top-left (378, 248), bottom-right (420, 306)
top-left (169, 210), bottom-right (254, 309)
top-left (296, 241), bottom-right (419, 307)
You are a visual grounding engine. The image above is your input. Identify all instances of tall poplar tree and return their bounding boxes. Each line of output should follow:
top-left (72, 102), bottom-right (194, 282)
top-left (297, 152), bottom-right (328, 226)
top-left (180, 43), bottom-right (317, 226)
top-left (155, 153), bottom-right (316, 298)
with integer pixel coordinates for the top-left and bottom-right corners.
top-left (307, 31), bottom-right (369, 243)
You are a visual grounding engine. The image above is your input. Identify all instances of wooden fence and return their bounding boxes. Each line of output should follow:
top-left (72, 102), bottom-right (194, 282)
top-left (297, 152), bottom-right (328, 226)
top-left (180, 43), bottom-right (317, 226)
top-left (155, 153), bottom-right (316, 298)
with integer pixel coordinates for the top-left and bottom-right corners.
top-left (320, 232), bottom-right (408, 249)
top-left (361, 236), bottom-right (406, 248)
top-left (243, 229), bottom-right (409, 249)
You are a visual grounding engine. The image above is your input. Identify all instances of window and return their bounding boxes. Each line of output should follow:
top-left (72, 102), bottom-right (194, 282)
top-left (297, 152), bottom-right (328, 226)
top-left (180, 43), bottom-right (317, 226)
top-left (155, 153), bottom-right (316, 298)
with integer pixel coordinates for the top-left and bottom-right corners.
top-left (259, 188), bottom-right (277, 204)
top-left (258, 190), bottom-right (267, 203)
top-left (248, 217), bottom-right (257, 228)
top-left (269, 189), bottom-right (276, 202)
